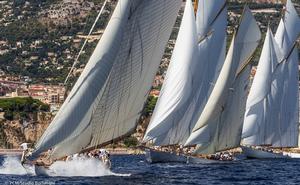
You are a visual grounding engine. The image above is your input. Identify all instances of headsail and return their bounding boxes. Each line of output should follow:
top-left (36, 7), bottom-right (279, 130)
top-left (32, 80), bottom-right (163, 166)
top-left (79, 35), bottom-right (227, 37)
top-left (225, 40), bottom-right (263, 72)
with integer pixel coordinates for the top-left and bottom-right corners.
top-left (30, 0), bottom-right (182, 159)
top-left (185, 6), bottom-right (261, 154)
top-left (242, 28), bottom-right (284, 146)
top-left (191, 0), bottom-right (227, 137)
top-left (143, 0), bottom-right (199, 145)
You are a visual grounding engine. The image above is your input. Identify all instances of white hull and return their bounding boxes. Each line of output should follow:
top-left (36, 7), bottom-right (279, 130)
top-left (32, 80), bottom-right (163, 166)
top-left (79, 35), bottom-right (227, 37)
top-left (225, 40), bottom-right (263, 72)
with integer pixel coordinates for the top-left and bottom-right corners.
top-left (145, 148), bottom-right (223, 164)
top-left (241, 146), bottom-right (289, 159)
top-left (145, 148), bottom-right (187, 163)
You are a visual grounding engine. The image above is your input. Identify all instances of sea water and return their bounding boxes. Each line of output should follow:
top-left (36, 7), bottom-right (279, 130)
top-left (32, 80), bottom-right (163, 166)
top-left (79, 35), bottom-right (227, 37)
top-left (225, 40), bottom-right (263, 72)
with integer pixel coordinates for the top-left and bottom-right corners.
top-left (0, 155), bottom-right (300, 185)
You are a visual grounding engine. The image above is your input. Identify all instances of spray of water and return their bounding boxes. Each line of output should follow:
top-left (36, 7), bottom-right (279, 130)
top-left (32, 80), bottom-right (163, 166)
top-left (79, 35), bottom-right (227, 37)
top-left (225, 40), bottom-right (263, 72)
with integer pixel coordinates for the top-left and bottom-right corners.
top-left (0, 156), bottom-right (131, 177)
top-left (0, 156), bottom-right (34, 175)
top-left (46, 157), bottom-right (114, 177)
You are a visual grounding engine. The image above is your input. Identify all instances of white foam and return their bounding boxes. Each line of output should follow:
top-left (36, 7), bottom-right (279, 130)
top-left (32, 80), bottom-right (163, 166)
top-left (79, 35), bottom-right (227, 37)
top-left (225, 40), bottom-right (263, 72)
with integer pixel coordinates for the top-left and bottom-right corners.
top-left (46, 157), bottom-right (114, 177)
top-left (0, 156), bottom-right (131, 177)
top-left (0, 156), bottom-right (34, 175)
top-left (283, 152), bottom-right (300, 158)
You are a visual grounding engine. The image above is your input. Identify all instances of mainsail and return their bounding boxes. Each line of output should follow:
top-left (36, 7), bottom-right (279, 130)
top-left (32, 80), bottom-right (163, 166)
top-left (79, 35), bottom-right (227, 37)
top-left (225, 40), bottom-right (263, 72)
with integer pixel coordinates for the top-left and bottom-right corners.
top-left (185, 6), bottom-right (261, 154)
top-left (242, 0), bottom-right (300, 147)
top-left (143, 0), bottom-right (227, 146)
top-left (30, 0), bottom-right (182, 159)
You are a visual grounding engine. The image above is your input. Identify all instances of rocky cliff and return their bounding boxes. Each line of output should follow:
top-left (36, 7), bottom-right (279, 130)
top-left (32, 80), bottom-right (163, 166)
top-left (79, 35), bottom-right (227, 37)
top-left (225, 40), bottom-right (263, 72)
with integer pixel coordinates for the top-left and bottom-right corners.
top-left (0, 112), bottom-right (52, 149)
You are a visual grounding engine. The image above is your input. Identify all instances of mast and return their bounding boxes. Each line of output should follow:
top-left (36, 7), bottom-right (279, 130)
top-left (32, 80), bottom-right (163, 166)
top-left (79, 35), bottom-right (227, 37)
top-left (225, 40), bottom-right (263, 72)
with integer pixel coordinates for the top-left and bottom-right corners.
top-left (193, 0), bottom-right (198, 15)
top-left (29, 0), bottom-right (182, 160)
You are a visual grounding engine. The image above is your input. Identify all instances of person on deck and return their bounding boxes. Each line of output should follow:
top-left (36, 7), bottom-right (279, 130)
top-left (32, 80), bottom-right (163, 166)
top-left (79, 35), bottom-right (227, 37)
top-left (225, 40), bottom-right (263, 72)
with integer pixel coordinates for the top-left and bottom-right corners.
top-left (20, 143), bottom-right (31, 165)
top-left (98, 149), bottom-right (111, 168)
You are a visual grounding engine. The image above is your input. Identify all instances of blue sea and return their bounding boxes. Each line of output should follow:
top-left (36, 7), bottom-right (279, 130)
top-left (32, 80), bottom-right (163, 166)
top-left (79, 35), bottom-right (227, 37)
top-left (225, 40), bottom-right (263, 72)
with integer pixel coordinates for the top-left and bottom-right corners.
top-left (0, 154), bottom-right (300, 185)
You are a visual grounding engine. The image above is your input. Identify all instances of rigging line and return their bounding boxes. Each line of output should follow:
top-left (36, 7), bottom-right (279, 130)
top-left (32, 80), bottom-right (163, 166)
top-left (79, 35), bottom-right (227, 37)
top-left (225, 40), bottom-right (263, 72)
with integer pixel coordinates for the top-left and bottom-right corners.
top-left (279, 41), bottom-right (297, 64)
top-left (198, 1), bottom-right (226, 42)
top-left (64, 0), bottom-right (108, 85)
top-left (208, 1), bottom-right (227, 29)
top-left (272, 41), bottom-right (297, 76)
top-left (235, 45), bottom-right (258, 77)
top-left (198, 30), bottom-right (213, 44)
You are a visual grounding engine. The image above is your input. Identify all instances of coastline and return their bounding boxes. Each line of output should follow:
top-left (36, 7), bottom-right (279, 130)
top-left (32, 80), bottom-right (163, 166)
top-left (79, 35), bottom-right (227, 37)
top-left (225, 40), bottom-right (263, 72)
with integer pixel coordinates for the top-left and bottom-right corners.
top-left (0, 148), bottom-right (145, 156)
top-left (107, 148), bottom-right (145, 155)
top-left (0, 149), bottom-right (23, 156)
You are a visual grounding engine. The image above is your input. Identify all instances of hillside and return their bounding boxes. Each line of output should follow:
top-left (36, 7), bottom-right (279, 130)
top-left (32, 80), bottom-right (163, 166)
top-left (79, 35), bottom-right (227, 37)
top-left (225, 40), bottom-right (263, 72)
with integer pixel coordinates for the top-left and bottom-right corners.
top-left (1, 0), bottom-right (298, 84)
top-left (0, 0), bottom-right (114, 84)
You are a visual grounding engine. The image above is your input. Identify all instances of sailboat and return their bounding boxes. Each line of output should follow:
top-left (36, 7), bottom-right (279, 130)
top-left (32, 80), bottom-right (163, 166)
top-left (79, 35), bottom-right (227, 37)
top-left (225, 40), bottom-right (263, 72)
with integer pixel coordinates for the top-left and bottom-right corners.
top-left (241, 0), bottom-right (300, 159)
top-left (184, 5), bottom-right (261, 160)
top-left (21, 0), bottom-right (182, 173)
top-left (142, 0), bottom-right (227, 163)
top-left (143, 0), bottom-right (261, 163)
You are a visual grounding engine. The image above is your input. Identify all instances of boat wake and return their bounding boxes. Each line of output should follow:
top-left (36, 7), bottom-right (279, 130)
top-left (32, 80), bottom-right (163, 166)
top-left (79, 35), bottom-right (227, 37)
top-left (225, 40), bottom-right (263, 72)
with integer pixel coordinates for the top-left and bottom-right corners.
top-left (0, 156), bottom-right (131, 177)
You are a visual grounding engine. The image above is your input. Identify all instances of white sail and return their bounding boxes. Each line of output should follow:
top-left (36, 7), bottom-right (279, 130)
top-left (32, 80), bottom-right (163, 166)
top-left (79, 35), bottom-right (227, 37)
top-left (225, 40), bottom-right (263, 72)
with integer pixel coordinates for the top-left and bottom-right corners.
top-left (194, 65), bottom-right (252, 154)
top-left (143, 0), bottom-right (199, 145)
top-left (31, 0), bottom-right (182, 159)
top-left (269, 0), bottom-right (300, 147)
top-left (185, 7), bottom-right (261, 154)
top-left (242, 28), bottom-right (283, 145)
top-left (191, 6), bottom-right (261, 132)
top-left (143, 0), bottom-right (227, 146)
top-left (185, 37), bottom-right (237, 149)
top-left (269, 46), bottom-right (299, 147)
top-left (275, 0), bottom-right (300, 147)
top-left (190, 0), bottom-right (227, 142)
top-left (196, 0), bottom-right (226, 38)
top-left (275, 0), bottom-right (300, 54)
top-left (243, 39), bottom-right (299, 147)
top-left (242, 0), bottom-right (299, 148)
